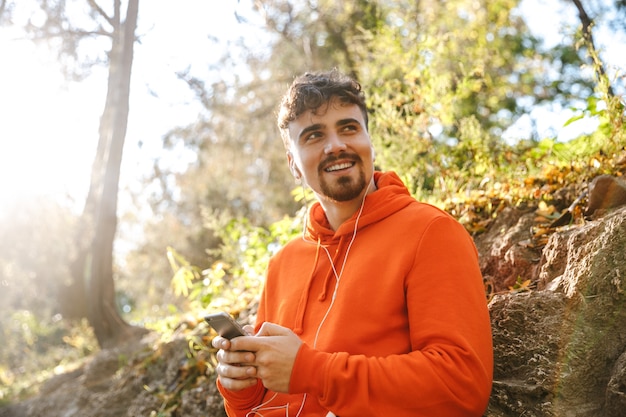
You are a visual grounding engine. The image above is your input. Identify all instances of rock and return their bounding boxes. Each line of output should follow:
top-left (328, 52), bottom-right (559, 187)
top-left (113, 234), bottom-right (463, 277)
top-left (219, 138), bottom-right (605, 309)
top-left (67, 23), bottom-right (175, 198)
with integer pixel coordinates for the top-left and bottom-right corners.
top-left (485, 205), bottom-right (626, 417)
top-left (474, 207), bottom-right (541, 293)
top-left (606, 351), bottom-right (626, 415)
top-left (585, 175), bottom-right (626, 218)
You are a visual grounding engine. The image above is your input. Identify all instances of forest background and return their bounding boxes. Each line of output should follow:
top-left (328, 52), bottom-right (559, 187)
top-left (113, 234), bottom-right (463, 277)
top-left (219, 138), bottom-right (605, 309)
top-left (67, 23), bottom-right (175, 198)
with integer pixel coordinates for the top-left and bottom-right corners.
top-left (0, 0), bottom-right (625, 408)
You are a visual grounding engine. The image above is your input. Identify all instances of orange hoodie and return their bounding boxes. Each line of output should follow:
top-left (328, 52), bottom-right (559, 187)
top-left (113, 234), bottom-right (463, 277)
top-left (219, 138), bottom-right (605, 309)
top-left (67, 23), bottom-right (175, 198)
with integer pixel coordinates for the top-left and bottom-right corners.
top-left (218, 171), bottom-right (493, 416)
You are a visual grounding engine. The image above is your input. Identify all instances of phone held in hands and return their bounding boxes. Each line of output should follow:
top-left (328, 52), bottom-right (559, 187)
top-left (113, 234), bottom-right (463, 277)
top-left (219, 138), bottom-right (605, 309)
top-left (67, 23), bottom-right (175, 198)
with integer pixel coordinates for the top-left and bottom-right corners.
top-left (204, 311), bottom-right (247, 340)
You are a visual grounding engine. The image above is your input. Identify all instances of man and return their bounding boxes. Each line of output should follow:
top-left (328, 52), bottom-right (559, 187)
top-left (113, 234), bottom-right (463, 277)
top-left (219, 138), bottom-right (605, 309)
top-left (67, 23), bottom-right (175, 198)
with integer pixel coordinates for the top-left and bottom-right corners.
top-left (212, 69), bottom-right (493, 416)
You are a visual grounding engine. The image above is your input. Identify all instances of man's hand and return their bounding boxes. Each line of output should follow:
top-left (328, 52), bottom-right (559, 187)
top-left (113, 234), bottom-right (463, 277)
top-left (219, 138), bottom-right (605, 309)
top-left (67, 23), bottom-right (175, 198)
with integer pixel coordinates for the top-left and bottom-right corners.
top-left (231, 322), bottom-right (303, 393)
top-left (212, 325), bottom-right (258, 391)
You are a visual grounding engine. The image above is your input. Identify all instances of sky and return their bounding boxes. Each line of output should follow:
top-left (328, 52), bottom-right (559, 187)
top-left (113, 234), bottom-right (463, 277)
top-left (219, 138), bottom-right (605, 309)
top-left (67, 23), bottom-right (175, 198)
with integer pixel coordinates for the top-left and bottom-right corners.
top-left (510, 0), bottom-right (625, 143)
top-left (0, 0), bottom-right (624, 212)
top-left (0, 1), bottom-right (255, 212)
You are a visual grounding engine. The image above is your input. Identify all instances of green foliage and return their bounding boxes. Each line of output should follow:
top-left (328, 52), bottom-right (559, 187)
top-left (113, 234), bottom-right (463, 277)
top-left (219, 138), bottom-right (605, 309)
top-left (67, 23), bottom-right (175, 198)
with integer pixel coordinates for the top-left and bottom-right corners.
top-left (0, 314), bottom-right (96, 403)
top-left (166, 0), bottom-right (625, 315)
top-left (168, 207), bottom-right (303, 314)
top-left (0, 197), bottom-right (95, 402)
top-left (167, 247), bottom-right (202, 298)
top-left (357, 0), bottom-right (597, 200)
top-left (2, 0), bottom-right (625, 411)
top-left (509, 276), bottom-right (533, 293)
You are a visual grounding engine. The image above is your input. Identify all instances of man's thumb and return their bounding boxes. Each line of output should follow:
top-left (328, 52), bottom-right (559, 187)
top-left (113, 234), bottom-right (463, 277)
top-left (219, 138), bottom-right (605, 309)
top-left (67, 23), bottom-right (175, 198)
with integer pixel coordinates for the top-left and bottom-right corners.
top-left (255, 322), bottom-right (289, 337)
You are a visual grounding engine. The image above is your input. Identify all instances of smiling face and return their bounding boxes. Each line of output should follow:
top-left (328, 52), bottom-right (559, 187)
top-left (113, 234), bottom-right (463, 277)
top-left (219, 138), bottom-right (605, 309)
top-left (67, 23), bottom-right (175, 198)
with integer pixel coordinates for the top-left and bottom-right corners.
top-left (287, 97), bottom-right (375, 204)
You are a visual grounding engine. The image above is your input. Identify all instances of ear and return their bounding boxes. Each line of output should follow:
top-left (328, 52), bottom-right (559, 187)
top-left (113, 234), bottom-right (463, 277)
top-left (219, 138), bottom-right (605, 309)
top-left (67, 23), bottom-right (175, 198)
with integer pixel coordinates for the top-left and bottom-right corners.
top-left (287, 151), bottom-right (302, 180)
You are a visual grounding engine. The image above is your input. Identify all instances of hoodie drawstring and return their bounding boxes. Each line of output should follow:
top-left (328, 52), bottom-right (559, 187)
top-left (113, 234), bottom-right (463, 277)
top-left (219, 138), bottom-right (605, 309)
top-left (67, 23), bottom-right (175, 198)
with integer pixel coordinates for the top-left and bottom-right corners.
top-left (293, 237), bottom-right (322, 334)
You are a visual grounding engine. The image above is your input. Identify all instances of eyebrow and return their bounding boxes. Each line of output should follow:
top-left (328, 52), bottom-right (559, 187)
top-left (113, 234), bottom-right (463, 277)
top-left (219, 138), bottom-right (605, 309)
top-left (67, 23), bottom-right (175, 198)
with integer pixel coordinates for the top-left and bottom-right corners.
top-left (336, 118), bottom-right (361, 128)
top-left (297, 123), bottom-right (325, 141)
top-left (297, 118), bottom-right (361, 141)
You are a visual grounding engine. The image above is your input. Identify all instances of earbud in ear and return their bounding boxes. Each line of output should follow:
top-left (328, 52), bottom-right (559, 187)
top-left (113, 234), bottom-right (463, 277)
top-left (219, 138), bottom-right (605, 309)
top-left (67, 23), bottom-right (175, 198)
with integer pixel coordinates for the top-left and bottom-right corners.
top-left (288, 151), bottom-right (303, 182)
top-left (290, 164), bottom-right (302, 181)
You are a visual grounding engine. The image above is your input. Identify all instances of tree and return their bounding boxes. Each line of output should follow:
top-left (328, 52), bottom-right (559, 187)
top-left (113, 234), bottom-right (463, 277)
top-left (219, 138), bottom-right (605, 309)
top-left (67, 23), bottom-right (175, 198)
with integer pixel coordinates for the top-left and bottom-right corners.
top-left (130, 1), bottom-right (382, 256)
top-left (570, 0), bottom-right (615, 97)
top-left (82, 0), bottom-right (145, 348)
top-left (9, 0), bottom-right (145, 348)
top-left (567, 0), bottom-right (625, 146)
top-left (99, 0), bottom-right (624, 321)
top-left (120, 0), bottom-right (383, 311)
top-left (346, 0), bottom-right (600, 196)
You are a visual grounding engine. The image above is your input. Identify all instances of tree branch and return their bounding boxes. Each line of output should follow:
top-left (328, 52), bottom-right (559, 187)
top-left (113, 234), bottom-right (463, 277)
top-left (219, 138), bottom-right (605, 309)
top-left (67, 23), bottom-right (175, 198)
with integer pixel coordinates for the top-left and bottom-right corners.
top-left (570, 0), bottom-right (615, 98)
top-left (0, 0), bottom-right (7, 20)
top-left (71, 28), bottom-right (113, 38)
top-left (87, 0), bottom-right (115, 29)
top-left (114, 0), bottom-right (121, 29)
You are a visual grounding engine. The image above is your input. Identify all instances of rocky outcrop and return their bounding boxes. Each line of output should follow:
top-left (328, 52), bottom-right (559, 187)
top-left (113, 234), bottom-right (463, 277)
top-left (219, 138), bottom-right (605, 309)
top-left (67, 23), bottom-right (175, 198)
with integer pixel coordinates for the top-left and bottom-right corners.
top-left (483, 205), bottom-right (626, 417)
top-left (476, 207), bottom-right (541, 293)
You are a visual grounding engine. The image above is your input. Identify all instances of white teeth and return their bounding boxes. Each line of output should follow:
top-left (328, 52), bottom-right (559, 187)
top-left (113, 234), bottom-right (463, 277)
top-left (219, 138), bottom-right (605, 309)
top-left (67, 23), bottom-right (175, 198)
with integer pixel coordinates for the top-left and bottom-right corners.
top-left (326, 162), bottom-right (352, 172)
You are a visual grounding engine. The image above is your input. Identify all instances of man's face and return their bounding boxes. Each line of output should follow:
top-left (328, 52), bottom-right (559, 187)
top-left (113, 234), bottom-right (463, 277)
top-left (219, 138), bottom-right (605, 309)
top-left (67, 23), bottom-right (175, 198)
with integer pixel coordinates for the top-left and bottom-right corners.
top-left (287, 98), bottom-right (374, 203)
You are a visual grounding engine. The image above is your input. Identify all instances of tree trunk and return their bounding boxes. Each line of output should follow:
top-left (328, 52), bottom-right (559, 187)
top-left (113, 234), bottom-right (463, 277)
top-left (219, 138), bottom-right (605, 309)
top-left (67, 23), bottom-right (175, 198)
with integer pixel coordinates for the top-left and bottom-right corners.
top-left (67, 0), bottom-right (146, 349)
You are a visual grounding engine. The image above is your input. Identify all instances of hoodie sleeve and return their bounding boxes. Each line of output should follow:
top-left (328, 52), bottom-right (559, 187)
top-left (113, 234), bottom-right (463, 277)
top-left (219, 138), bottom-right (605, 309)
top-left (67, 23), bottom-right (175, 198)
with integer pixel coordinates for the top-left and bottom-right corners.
top-left (217, 379), bottom-right (266, 417)
top-left (289, 214), bottom-right (493, 416)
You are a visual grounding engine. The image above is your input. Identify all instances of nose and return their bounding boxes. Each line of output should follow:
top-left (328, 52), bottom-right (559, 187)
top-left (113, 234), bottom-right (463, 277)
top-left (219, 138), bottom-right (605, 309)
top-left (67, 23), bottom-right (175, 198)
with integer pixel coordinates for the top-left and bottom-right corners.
top-left (323, 133), bottom-right (347, 154)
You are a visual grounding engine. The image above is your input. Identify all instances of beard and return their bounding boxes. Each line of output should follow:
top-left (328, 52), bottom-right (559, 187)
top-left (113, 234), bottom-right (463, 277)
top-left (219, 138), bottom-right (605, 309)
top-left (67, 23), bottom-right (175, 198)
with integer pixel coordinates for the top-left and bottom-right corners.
top-left (318, 158), bottom-right (368, 202)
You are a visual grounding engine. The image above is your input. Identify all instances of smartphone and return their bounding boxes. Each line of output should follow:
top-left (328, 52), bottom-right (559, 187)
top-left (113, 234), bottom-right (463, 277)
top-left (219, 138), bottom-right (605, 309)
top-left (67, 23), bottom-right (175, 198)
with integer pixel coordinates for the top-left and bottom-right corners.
top-left (204, 311), bottom-right (247, 340)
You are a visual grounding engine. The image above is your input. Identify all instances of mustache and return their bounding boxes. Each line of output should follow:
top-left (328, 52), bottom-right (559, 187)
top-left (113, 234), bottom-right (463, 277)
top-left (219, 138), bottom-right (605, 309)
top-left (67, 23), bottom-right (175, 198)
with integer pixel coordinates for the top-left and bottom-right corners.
top-left (318, 152), bottom-right (362, 171)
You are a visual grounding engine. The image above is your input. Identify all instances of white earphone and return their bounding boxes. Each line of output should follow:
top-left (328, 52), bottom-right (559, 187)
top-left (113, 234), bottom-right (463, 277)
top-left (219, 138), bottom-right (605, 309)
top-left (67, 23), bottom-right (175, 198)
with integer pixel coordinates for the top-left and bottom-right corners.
top-left (288, 151), bottom-right (303, 180)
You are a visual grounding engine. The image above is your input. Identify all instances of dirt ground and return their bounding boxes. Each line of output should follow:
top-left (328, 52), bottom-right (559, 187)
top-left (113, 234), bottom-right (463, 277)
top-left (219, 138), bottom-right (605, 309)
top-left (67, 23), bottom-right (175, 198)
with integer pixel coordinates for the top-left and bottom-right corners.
top-left (0, 331), bottom-right (227, 417)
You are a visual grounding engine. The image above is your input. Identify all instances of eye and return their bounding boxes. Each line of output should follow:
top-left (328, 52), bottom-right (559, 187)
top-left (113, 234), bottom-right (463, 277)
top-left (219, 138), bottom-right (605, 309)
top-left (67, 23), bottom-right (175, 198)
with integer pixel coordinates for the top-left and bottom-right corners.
top-left (340, 124), bottom-right (359, 133)
top-left (304, 131), bottom-right (323, 142)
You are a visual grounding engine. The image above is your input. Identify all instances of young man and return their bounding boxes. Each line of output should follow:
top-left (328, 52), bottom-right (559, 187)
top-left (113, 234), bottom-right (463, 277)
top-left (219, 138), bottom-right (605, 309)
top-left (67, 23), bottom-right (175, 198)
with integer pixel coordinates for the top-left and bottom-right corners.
top-left (212, 70), bottom-right (493, 416)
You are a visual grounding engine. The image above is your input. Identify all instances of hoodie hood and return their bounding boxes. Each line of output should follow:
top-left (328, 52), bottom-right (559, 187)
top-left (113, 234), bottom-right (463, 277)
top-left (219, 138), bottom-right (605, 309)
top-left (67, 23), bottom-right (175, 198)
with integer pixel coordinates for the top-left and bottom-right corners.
top-left (305, 171), bottom-right (414, 243)
top-left (291, 171), bottom-right (415, 334)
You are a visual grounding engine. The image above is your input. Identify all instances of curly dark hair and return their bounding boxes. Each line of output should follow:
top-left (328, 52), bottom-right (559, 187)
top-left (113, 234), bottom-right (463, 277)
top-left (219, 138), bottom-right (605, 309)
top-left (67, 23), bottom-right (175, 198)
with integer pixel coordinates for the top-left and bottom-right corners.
top-left (277, 69), bottom-right (368, 147)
